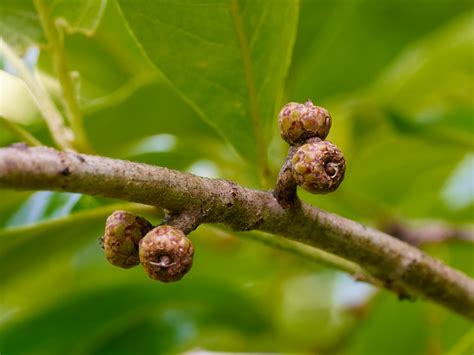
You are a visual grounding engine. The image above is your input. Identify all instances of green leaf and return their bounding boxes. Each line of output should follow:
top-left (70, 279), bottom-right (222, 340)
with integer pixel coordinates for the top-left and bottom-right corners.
top-left (50, 0), bottom-right (107, 35)
top-left (84, 81), bottom-right (219, 155)
top-left (0, 70), bottom-right (40, 127)
top-left (5, 191), bottom-right (82, 227)
top-left (117, 0), bottom-right (299, 171)
top-left (348, 138), bottom-right (464, 210)
top-left (288, 0), bottom-right (472, 101)
top-left (0, 203), bottom-right (156, 285)
top-left (0, 0), bottom-right (107, 53)
top-left (0, 0), bottom-right (44, 53)
top-left (0, 190), bottom-right (31, 227)
top-left (384, 109), bottom-right (474, 151)
top-left (38, 0), bottom-right (154, 103)
top-left (347, 241), bottom-right (473, 354)
top-left (0, 282), bottom-right (270, 354)
top-left (371, 12), bottom-right (474, 116)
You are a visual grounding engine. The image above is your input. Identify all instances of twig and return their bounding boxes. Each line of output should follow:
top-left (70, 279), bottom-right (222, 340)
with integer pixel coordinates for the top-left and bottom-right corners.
top-left (33, 0), bottom-right (92, 153)
top-left (163, 208), bottom-right (205, 235)
top-left (232, 229), bottom-right (385, 288)
top-left (0, 39), bottom-right (74, 150)
top-left (0, 116), bottom-right (42, 146)
top-left (383, 220), bottom-right (474, 246)
top-left (0, 145), bottom-right (473, 320)
top-left (273, 146), bottom-right (298, 209)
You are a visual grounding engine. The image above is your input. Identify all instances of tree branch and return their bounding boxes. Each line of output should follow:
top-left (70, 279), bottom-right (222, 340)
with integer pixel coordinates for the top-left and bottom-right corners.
top-left (1, 145), bottom-right (473, 320)
top-left (383, 220), bottom-right (474, 246)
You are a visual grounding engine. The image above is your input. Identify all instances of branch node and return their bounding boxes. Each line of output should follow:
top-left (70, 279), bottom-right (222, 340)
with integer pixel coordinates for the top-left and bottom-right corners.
top-left (163, 208), bottom-right (205, 234)
top-left (273, 146), bottom-right (299, 209)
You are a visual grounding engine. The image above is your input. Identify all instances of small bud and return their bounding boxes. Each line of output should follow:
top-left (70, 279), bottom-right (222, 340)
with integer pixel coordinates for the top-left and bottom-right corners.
top-left (291, 139), bottom-right (346, 194)
top-left (139, 225), bottom-right (194, 282)
top-left (278, 100), bottom-right (331, 145)
top-left (102, 211), bottom-right (153, 268)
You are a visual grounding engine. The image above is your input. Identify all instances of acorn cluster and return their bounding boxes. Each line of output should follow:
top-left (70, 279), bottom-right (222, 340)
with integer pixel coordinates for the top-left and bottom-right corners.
top-left (102, 210), bottom-right (194, 282)
top-left (278, 100), bottom-right (346, 194)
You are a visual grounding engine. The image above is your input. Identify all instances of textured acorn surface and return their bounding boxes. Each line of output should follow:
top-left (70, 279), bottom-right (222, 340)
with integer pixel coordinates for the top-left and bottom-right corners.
top-left (291, 140), bottom-right (346, 194)
top-left (278, 100), bottom-right (331, 145)
top-left (103, 210), bottom-right (153, 268)
top-left (139, 225), bottom-right (194, 282)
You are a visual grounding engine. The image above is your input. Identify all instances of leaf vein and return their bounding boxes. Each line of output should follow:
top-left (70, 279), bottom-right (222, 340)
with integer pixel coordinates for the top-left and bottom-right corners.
top-left (134, 10), bottom-right (236, 50)
top-left (229, 0), bottom-right (269, 183)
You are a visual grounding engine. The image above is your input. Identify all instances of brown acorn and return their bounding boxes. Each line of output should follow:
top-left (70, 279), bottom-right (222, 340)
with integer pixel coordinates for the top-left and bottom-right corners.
top-left (139, 225), bottom-right (194, 282)
top-left (102, 210), bottom-right (153, 268)
top-left (291, 139), bottom-right (346, 194)
top-left (278, 100), bottom-right (332, 145)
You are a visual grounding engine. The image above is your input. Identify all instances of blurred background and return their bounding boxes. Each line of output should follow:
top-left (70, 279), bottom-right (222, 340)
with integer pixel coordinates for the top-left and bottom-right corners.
top-left (0, 0), bottom-right (473, 353)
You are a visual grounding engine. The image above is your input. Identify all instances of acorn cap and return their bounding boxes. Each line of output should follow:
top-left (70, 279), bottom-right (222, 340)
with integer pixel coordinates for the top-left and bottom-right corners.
top-left (139, 225), bottom-right (194, 282)
top-left (291, 139), bottom-right (346, 194)
top-left (103, 210), bottom-right (153, 268)
top-left (278, 100), bottom-right (331, 145)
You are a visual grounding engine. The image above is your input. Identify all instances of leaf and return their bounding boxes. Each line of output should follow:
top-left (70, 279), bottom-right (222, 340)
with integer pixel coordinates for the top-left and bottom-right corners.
top-left (439, 154), bottom-right (474, 214)
top-left (84, 81), bottom-right (220, 156)
top-left (384, 109), bottom-right (474, 151)
top-left (348, 138), bottom-right (465, 209)
top-left (5, 191), bottom-right (85, 228)
top-left (117, 0), bottom-right (299, 171)
top-left (0, 282), bottom-right (270, 354)
top-left (0, 70), bottom-right (40, 127)
top-left (0, 0), bottom-right (44, 53)
top-left (50, 0), bottom-right (107, 35)
top-left (288, 0), bottom-right (472, 101)
top-left (38, 0), bottom-right (154, 103)
top-left (0, 0), bottom-right (107, 53)
top-left (371, 12), bottom-right (474, 116)
top-left (0, 191), bottom-right (31, 227)
top-left (0, 203), bottom-right (156, 285)
top-left (347, 241), bottom-right (473, 354)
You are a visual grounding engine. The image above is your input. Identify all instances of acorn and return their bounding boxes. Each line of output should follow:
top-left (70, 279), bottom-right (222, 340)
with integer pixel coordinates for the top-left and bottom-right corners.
top-left (139, 225), bottom-right (194, 282)
top-left (278, 100), bottom-right (331, 145)
top-left (291, 139), bottom-right (346, 194)
top-left (102, 210), bottom-right (153, 268)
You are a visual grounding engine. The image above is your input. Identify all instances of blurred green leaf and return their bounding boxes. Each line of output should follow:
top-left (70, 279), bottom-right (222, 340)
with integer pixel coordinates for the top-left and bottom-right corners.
top-left (38, 0), bottom-right (154, 103)
top-left (6, 191), bottom-right (84, 227)
top-left (0, 282), bottom-right (271, 354)
top-left (384, 109), bottom-right (474, 150)
top-left (0, 70), bottom-right (40, 127)
top-left (347, 241), bottom-right (474, 354)
top-left (117, 0), bottom-right (299, 168)
top-left (0, 190), bottom-right (31, 227)
top-left (0, 203), bottom-right (156, 284)
top-left (347, 240), bottom-right (474, 355)
top-left (0, 0), bottom-right (107, 53)
top-left (288, 0), bottom-right (472, 101)
top-left (84, 81), bottom-right (220, 156)
top-left (348, 138), bottom-right (464, 211)
top-left (50, 0), bottom-right (107, 35)
top-left (0, 0), bottom-right (44, 53)
top-left (371, 12), bottom-right (474, 116)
